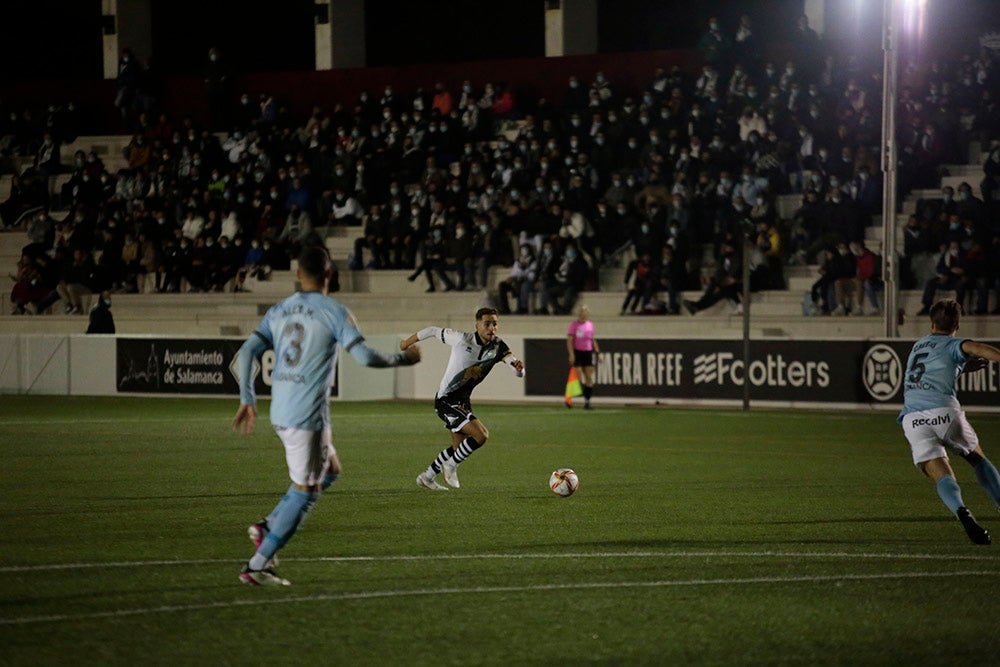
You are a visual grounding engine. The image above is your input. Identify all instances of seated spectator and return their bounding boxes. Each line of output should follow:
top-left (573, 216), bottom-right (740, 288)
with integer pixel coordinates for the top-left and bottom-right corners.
top-left (750, 219), bottom-right (784, 290)
top-left (158, 237), bottom-right (184, 292)
top-left (124, 134), bottom-right (151, 170)
top-left (382, 199), bottom-right (411, 269)
top-left (684, 238), bottom-right (743, 315)
top-left (557, 206), bottom-right (594, 263)
top-left (984, 235), bottom-right (1000, 315)
top-left (981, 140), bottom-right (1000, 211)
top-left (138, 232), bottom-right (158, 292)
top-left (34, 132), bottom-right (63, 178)
top-left (490, 82), bottom-right (515, 119)
top-left (918, 241), bottom-right (971, 316)
top-left (184, 237), bottom-right (211, 292)
top-left (547, 242), bottom-right (588, 315)
top-left (1, 171), bottom-right (48, 229)
top-left (329, 188), bottom-right (362, 227)
top-left (25, 208), bottom-right (56, 250)
top-left (468, 214), bottom-right (496, 290)
top-left (829, 241), bottom-right (858, 316)
top-left (497, 244), bottom-right (537, 314)
top-left (259, 237), bottom-right (284, 275)
top-left (56, 248), bottom-right (98, 314)
top-left (120, 232), bottom-right (142, 292)
top-left (351, 204), bottom-right (389, 270)
top-left (621, 251), bottom-right (654, 314)
top-left (277, 204), bottom-right (313, 258)
top-left (440, 220), bottom-right (473, 290)
top-left (654, 244), bottom-right (684, 314)
top-left (850, 240), bottom-right (882, 316)
top-left (8, 253), bottom-right (52, 315)
top-left (966, 238), bottom-right (998, 315)
top-left (180, 208), bottom-right (205, 241)
top-left (236, 238), bottom-right (266, 291)
top-left (407, 227), bottom-right (455, 292)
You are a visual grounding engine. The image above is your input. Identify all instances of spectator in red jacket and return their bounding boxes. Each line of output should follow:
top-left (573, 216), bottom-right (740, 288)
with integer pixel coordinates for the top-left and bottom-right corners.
top-left (431, 82), bottom-right (452, 116)
top-left (491, 83), bottom-right (515, 119)
top-left (850, 240), bottom-right (882, 316)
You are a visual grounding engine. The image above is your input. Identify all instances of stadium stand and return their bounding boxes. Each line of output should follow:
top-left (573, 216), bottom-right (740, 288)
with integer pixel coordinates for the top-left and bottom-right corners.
top-left (2, 15), bottom-right (998, 339)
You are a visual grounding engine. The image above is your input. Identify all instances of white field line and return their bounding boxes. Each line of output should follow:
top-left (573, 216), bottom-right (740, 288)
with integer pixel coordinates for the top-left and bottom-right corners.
top-left (2, 570), bottom-right (997, 626)
top-left (3, 549), bottom-right (999, 573)
top-left (2, 409), bottom-right (994, 427)
top-left (0, 410), bottom-right (622, 427)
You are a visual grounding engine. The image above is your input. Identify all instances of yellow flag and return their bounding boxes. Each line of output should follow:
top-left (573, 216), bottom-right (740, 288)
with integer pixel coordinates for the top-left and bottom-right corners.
top-left (565, 367), bottom-right (583, 406)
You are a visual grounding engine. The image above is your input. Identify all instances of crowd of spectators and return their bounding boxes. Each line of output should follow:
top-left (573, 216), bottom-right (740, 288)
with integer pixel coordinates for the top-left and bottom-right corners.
top-left (3, 18), bottom-right (1000, 317)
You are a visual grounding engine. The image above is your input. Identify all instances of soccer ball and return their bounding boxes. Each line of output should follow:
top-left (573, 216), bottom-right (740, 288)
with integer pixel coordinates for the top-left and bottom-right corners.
top-left (549, 468), bottom-right (579, 497)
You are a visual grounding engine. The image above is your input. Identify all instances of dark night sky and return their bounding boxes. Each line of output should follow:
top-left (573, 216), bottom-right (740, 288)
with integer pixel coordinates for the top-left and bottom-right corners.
top-left (1, 0), bottom-right (999, 82)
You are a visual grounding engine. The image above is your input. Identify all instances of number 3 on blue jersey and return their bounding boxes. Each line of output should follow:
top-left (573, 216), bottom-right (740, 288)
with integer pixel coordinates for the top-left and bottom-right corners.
top-left (283, 322), bottom-right (305, 367)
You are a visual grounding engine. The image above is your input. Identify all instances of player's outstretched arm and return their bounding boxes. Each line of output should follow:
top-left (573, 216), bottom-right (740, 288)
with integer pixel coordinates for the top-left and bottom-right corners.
top-left (962, 340), bottom-right (1000, 371)
top-left (401, 326), bottom-right (447, 350)
top-left (400, 332), bottom-right (421, 350)
top-left (349, 339), bottom-right (421, 367)
top-left (504, 353), bottom-right (525, 378)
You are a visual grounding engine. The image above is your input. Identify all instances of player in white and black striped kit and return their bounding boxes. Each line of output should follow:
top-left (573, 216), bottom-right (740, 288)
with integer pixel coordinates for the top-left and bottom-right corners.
top-left (400, 307), bottom-right (525, 490)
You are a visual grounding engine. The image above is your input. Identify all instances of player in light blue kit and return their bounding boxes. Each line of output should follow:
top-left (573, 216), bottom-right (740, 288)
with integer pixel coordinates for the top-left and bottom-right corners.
top-left (233, 245), bottom-right (421, 585)
top-left (899, 299), bottom-right (1000, 545)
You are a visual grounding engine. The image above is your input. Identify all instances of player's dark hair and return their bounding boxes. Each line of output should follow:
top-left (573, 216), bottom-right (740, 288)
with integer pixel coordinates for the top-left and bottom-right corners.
top-left (297, 244), bottom-right (331, 282)
top-left (476, 307), bottom-right (499, 321)
top-left (930, 298), bottom-right (961, 333)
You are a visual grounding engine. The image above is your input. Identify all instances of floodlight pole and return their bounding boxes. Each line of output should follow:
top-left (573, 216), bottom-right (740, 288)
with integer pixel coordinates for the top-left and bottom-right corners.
top-left (881, 0), bottom-right (901, 337)
top-left (742, 234), bottom-right (751, 412)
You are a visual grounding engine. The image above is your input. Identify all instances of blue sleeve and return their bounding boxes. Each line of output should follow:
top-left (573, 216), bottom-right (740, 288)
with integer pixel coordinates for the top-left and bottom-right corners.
top-left (238, 322), bottom-right (272, 405)
top-left (347, 340), bottom-right (413, 368)
top-left (331, 303), bottom-right (364, 351)
top-left (951, 338), bottom-right (970, 363)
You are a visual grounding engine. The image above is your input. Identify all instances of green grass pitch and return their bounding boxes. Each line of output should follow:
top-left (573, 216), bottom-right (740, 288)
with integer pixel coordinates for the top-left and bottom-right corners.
top-left (2, 395), bottom-right (999, 665)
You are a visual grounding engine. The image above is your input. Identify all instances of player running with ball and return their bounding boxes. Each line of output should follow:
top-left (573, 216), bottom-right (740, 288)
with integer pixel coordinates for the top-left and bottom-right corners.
top-left (899, 299), bottom-right (1000, 545)
top-left (402, 307), bottom-right (525, 491)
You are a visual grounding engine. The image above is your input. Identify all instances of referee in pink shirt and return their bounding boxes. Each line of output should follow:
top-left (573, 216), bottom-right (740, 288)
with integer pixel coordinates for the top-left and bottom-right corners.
top-left (567, 305), bottom-right (600, 409)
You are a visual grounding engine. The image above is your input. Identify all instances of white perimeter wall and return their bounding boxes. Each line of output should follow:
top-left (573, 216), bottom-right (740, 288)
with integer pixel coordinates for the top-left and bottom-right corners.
top-left (0, 334), bottom-right (530, 402)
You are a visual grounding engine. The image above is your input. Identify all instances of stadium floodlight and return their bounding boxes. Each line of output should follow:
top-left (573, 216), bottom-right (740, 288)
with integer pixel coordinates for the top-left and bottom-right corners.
top-left (879, 0), bottom-right (901, 337)
top-left (876, 0), bottom-right (930, 337)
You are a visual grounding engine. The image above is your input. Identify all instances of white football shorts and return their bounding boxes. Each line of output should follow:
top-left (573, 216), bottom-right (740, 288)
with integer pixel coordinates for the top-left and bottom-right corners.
top-left (901, 408), bottom-right (979, 466)
top-left (274, 426), bottom-right (336, 486)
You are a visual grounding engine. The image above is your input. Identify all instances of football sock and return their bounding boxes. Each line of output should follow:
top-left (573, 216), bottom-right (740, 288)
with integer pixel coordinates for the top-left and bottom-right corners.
top-left (428, 447), bottom-right (455, 475)
top-left (322, 472), bottom-right (340, 491)
top-left (451, 437), bottom-right (482, 465)
top-left (972, 457), bottom-right (1000, 507)
top-left (583, 385), bottom-right (593, 401)
top-left (249, 484), bottom-right (318, 570)
top-left (935, 475), bottom-right (965, 514)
